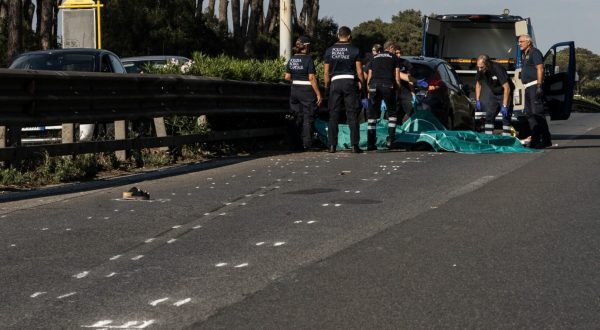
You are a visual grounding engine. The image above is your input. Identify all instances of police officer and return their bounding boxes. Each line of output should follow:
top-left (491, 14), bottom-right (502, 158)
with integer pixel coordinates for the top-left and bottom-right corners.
top-left (323, 26), bottom-right (365, 153)
top-left (366, 41), bottom-right (399, 150)
top-left (518, 34), bottom-right (552, 148)
top-left (285, 36), bottom-right (323, 150)
top-left (392, 45), bottom-right (416, 123)
top-left (475, 54), bottom-right (513, 136)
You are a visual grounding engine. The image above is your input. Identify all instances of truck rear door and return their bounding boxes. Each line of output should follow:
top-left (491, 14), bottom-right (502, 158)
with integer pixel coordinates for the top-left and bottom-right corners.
top-left (542, 41), bottom-right (576, 120)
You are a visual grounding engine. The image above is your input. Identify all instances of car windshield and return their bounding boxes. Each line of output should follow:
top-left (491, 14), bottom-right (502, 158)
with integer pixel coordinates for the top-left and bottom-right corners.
top-left (123, 60), bottom-right (168, 73)
top-left (409, 63), bottom-right (434, 80)
top-left (9, 53), bottom-right (96, 71)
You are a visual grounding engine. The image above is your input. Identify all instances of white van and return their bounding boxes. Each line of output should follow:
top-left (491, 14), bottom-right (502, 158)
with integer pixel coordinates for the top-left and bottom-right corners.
top-left (421, 13), bottom-right (576, 133)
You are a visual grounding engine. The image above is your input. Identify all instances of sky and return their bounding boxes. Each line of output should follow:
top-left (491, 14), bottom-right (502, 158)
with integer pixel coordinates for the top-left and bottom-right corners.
top-left (314, 0), bottom-right (600, 55)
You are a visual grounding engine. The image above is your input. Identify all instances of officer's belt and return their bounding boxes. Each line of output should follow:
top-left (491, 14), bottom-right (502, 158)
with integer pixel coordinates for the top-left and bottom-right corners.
top-left (331, 74), bottom-right (355, 81)
top-left (523, 81), bottom-right (538, 88)
top-left (292, 80), bottom-right (312, 85)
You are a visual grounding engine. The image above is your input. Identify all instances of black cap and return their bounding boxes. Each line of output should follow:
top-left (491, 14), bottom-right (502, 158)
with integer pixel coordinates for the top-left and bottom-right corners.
top-left (297, 36), bottom-right (311, 45)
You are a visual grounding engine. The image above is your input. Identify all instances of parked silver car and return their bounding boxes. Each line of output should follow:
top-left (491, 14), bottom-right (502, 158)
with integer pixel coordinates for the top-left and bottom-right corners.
top-left (121, 55), bottom-right (191, 74)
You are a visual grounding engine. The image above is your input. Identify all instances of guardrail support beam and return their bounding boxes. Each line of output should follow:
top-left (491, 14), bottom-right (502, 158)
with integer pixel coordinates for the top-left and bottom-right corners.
top-left (62, 124), bottom-right (75, 144)
top-left (114, 120), bottom-right (127, 161)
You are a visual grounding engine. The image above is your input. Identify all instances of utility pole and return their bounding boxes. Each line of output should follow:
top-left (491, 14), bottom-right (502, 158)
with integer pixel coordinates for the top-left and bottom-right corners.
top-left (279, 0), bottom-right (292, 61)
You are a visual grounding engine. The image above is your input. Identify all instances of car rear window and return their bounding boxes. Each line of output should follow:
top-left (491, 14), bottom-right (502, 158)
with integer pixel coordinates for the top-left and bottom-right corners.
top-left (409, 63), bottom-right (434, 80)
top-left (10, 54), bottom-right (96, 72)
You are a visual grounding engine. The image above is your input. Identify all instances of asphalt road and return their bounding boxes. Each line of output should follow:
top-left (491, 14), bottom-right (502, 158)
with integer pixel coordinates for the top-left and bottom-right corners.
top-left (1, 113), bottom-right (599, 329)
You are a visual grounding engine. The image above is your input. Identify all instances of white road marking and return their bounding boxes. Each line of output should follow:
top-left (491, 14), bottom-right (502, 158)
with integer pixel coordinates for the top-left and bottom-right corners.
top-left (193, 225), bottom-right (202, 229)
top-left (219, 213), bottom-right (227, 216)
top-left (87, 216), bottom-right (93, 219)
top-left (10, 244), bottom-right (16, 247)
top-left (235, 263), bottom-right (249, 268)
top-left (105, 272), bottom-right (117, 278)
top-left (57, 292), bottom-right (77, 299)
top-left (66, 228), bottom-right (72, 231)
top-left (172, 225), bottom-right (182, 229)
top-left (334, 204), bottom-right (342, 207)
top-left (322, 203), bottom-right (329, 207)
top-left (114, 209), bottom-right (119, 212)
top-left (30, 292), bottom-right (46, 298)
top-left (256, 242), bottom-right (266, 246)
top-left (110, 255), bottom-right (122, 260)
top-left (145, 238), bottom-right (155, 243)
top-left (307, 221), bottom-right (317, 224)
top-left (42, 228), bottom-right (49, 231)
top-left (167, 239), bottom-right (177, 244)
top-left (131, 255), bottom-right (144, 261)
top-left (273, 242), bottom-right (286, 247)
top-left (216, 263), bottom-right (228, 267)
top-left (204, 213), bottom-right (210, 216)
top-left (173, 298), bottom-right (192, 307)
top-left (74, 271), bottom-right (90, 279)
top-left (149, 297), bottom-right (169, 306)
top-left (294, 221), bottom-right (303, 224)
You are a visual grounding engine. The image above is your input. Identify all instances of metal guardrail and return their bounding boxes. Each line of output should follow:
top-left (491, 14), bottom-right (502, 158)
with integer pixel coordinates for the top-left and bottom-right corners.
top-left (0, 69), bottom-right (291, 161)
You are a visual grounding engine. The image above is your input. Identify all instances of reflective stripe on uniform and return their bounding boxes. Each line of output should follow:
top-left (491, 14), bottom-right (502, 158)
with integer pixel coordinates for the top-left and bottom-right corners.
top-left (331, 74), bottom-right (355, 81)
top-left (292, 80), bottom-right (311, 85)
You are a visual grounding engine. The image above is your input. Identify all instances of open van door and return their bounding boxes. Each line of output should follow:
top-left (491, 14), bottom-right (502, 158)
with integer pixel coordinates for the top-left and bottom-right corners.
top-left (422, 16), bottom-right (442, 57)
top-left (543, 41), bottom-right (576, 120)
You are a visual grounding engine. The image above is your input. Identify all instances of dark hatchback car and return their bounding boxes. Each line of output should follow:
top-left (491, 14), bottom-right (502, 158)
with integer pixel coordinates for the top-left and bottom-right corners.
top-left (9, 48), bottom-right (126, 142)
top-left (402, 56), bottom-right (475, 130)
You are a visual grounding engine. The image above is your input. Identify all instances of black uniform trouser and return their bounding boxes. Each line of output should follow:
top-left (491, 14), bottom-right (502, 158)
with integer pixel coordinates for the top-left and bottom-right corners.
top-left (483, 93), bottom-right (512, 136)
top-left (397, 88), bottom-right (413, 122)
top-left (524, 85), bottom-right (551, 146)
top-left (328, 78), bottom-right (360, 148)
top-left (367, 83), bottom-right (397, 146)
top-left (289, 85), bottom-right (317, 148)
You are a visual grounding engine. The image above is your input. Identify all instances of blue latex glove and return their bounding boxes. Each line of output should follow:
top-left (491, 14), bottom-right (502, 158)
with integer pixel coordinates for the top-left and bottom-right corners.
top-left (416, 79), bottom-right (429, 88)
top-left (500, 105), bottom-right (509, 117)
top-left (475, 100), bottom-right (481, 111)
top-left (361, 98), bottom-right (369, 109)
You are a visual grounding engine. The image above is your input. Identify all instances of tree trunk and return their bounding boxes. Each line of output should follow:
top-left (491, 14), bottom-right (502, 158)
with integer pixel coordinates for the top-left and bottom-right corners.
top-left (231, 0), bottom-right (241, 39)
top-left (195, 0), bottom-right (204, 17)
top-left (263, 0), bottom-right (278, 35)
top-left (246, 0), bottom-right (261, 41)
top-left (7, 0), bottom-right (22, 62)
top-left (23, 0), bottom-right (34, 32)
top-left (307, 0), bottom-right (319, 37)
top-left (241, 0), bottom-right (250, 38)
top-left (39, 0), bottom-right (54, 49)
top-left (53, 0), bottom-right (59, 46)
top-left (0, 1), bottom-right (7, 35)
top-left (218, 0), bottom-right (228, 31)
top-left (206, 0), bottom-right (215, 16)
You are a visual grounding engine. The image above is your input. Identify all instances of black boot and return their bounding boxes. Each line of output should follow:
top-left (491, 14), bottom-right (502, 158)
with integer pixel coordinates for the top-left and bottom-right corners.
top-left (367, 130), bottom-right (377, 151)
top-left (328, 145), bottom-right (336, 153)
top-left (351, 144), bottom-right (363, 153)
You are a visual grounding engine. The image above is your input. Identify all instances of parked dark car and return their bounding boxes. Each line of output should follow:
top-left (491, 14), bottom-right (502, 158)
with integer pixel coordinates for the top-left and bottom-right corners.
top-left (8, 48), bottom-right (126, 142)
top-left (402, 56), bottom-right (475, 130)
top-left (121, 55), bottom-right (191, 73)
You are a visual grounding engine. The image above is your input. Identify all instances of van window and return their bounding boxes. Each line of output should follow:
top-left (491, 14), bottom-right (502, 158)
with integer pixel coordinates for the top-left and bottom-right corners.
top-left (101, 55), bottom-right (112, 72)
top-left (109, 54), bottom-right (125, 74)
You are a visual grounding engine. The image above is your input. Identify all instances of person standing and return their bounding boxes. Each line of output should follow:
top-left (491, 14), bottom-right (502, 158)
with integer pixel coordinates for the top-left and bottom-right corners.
top-left (284, 36), bottom-right (322, 150)
top-left (323, 26), bottom-right (365, 153)
top-left (518, 34), bottom-right (552, 148)
top-left (366, 41), bottom-right (400, 150)
top-left (475, 54), bottom-right (513, 136)
top-left (392, 45), bottom-right (416, 123)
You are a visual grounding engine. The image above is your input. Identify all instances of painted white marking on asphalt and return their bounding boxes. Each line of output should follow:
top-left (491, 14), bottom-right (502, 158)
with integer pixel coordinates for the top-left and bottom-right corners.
top-left (149, 297), bottom-right (169, 306)
top-left (256, 242), bottom-right (266, 246)
top-left (259, 194), bottom-right (265, 197)
top-left (145, 238), bottom-right (155, 243)
top-left (345, 190), bottom-right (350, 193)
top-left (104, 217), bottom-right (110, 220)
top-left (171, 193), bottom-right (176, 196)
top-left (173, 298), bottom-right (192, 306)
top-left (106, 272), bottom-right (117, 278)
top-left (225, 202), bottom-right (232, 205)
top-left (216, 263), bottom-right (228, 267)
top-left (87, 216), bottom-right (93, 219)
top-left (334, 204), bottom-right (342, 207)
top-left (219, 212), bottom-right (227, 216)
top-left (241, 202), bottom-right (247, 206)
top-left (57, 292), bottom-right (77, 299)
top-left (66, 228), bottom-right (72, 231)
top-left (273, 242), bottom-right (286, 247)
top-left (294, 221), bottom-right (303, 224)
top-left (322, 203), bottom-right (329, 207)
top-left (167, 239), bottom-right (177, 244)
top-left (172, 225), bottom-right (182, 229)
top-left (131, 255), bottom-right (144, 261)
top-left (42, 228), bottom-right (49, 231)
top-left (193, 225), bottom-right (202, 229)
top-left (110, 255), bottom-right (122, 260)
top-left (30, 292), bottom-right (46, 298)
top-left (10, 244), bottom-right (16, 247)
top-left (114, 209), bottom-right (119, 212)
top-left (74, 271), bottom-right (90, 279)
top-left (307, 221), bottom-right (317, 224)
top-left (86, 320), bottom-right (113, 327)
top-left (235, 263), bottom-right (248, 268)
top-left (195, 186), bottom-right (200, 189)
top-left (204, 212), bottom-right (210, 216)
top-left (210, 187), bottom-right (214, 189)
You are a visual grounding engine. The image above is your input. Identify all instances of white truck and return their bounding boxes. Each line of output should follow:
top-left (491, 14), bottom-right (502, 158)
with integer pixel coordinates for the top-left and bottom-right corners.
top-left (421, 12), bottom-right (576, 135)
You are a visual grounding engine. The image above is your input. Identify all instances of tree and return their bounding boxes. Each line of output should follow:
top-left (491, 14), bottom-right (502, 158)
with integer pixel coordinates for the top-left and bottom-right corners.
top-left (353, 9), bottom-right (423, 56)
top-left (218, 0), bottom-right (228, 32)
top-left (6, 0), bottom-right (22, 63)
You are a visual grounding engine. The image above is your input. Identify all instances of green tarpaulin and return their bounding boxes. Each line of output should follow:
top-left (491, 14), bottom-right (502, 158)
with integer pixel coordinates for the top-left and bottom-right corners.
top-left (314, 110), bottom-right (538, 154)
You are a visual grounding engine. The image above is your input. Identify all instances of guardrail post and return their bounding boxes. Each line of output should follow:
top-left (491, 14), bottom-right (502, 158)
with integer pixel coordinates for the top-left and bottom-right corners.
top-left (115, 120), bottom-right (127, 161)
top-left (0, 126), bottom-right (5, 149)
top-left (62, 123), bottom-right (75, 144)
top-left (153, 117), bottom-right (168, 151)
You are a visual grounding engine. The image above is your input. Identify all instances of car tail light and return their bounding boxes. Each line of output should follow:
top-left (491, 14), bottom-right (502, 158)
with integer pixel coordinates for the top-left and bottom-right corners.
top-left (428, 79), bottom-right (443, 91)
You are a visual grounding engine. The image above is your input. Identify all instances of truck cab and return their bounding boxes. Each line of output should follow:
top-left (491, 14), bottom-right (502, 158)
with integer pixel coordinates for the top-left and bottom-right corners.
top-left (421, 13), bottom-right (576, 132)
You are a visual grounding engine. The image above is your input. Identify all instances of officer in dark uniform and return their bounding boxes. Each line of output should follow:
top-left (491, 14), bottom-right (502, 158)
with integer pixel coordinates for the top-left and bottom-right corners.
top-left (392, 45), bottom-right (416, 123)
top-left (366, 41), bottom-right (399, 150)
top-left (475, 54), bottom-right (513, 136)
top-left (323, 26), bottom-right (365, 153)
top-left (285, 36), bottom-right (323, 150)
top-left (518, 34), bottom-right (552, 148)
